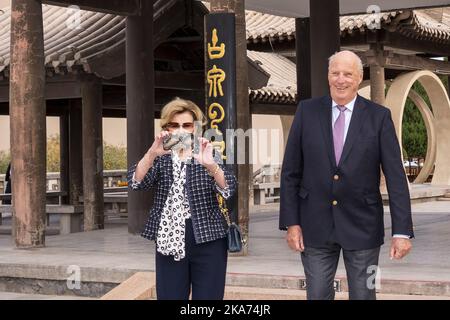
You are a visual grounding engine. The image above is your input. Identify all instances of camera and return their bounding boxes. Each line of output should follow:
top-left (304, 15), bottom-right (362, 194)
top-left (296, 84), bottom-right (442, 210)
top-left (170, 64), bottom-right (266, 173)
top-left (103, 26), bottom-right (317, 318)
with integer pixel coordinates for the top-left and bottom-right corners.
top-left (163, 132), bottom-right (194, 151)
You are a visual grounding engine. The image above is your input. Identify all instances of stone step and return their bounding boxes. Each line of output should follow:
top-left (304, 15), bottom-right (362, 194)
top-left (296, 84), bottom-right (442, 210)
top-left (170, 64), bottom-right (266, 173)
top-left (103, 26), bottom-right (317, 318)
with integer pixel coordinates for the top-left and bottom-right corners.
top-left (0, 225), bottom-right (59, 236)
top-left (101, 272), bottom-right (156, 300)
top-left (4, 285), bottom-right (449, 300)
top-left (227, 285), bottom-right (450, 299)
top-left (444, 192), bottom-right (450, 198)
top-left (4, 264), bottom-right (450, 299)
top-left (224, 286), bottom-right (450, 300)
top-left (99, 272), bottom-right (450, 300)
top-left (0, 291), bottom-right (96, 300)
top-left (437, 197), bottom-right (450, 201)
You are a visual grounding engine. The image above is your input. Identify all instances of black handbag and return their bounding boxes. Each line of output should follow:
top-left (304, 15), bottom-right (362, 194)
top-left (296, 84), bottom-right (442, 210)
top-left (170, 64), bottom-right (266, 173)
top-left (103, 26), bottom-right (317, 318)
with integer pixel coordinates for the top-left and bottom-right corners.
top-left (217, 195), bottom-right (243, 253)
top-left (227, 222), bottom-right (243, 253)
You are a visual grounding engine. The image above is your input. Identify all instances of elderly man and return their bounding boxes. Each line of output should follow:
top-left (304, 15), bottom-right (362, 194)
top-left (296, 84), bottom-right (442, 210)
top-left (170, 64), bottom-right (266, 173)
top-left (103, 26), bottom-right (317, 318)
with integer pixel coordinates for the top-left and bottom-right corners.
top-left (279, 50), bottom-right (414, 300)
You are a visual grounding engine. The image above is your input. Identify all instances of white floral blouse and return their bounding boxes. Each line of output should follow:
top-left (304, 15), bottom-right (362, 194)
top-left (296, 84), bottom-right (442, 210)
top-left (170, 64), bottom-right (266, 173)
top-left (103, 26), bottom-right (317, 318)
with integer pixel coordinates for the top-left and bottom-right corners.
top-left (143, 152), bottom-right (231, 261)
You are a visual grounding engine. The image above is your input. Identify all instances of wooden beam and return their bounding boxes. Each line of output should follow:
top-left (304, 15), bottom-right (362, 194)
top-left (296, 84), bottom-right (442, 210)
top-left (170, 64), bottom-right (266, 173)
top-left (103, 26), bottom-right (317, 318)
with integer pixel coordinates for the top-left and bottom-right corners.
top-left (251, 103), bottom-right (297, 115)
top-left (360, 51), bottom-right (450, 75)
top-left (102, 75), bottom-right (126, 86)
top-left (102, 109), bottom-right (127, 118)
top-left (155, 71), bottom-right (203, 90)
top-left (42, 0), bottom-right (140, 16)
top-left (0, 81), bottom-right (82, 102)
top-left (1, 100), bottom-right (76, 116)
top-left (385, 32), bottom-right (450, 57)
top-left (0, 99), bottom-right (303, 117)
top-left (101, 86), bottom-right (205, 108)
top-left (386, 54), bottom-right (450, 75)
top-left (154, 45), bottom-right (186, 61)
top-left (341, 33), bottom-right (367, 47)
top-left (1, 99), bottom-right (131, 117)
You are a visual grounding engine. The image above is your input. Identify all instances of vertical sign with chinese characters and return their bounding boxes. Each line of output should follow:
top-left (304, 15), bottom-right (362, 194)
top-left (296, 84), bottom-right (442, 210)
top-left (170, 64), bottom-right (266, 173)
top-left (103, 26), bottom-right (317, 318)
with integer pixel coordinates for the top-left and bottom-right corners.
top-left (205, 13), bottom-right (238, 223)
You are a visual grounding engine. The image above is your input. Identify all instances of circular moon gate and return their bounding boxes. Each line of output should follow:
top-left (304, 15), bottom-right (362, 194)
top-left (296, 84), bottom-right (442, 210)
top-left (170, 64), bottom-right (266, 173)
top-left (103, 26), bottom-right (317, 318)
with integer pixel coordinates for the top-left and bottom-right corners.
top-left (385, 70), bottom-right (450, 185)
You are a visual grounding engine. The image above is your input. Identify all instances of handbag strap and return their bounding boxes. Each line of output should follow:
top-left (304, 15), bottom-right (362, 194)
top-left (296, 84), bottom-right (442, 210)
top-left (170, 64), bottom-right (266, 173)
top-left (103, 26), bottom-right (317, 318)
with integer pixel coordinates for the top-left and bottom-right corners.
top-left (217, 194), bottom-right (231, 227)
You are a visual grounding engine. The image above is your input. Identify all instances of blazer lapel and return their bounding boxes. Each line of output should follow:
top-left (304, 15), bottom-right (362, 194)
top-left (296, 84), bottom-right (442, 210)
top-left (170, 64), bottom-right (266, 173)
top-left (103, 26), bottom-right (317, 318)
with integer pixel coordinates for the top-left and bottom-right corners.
top-left (318, 95), bottom-right (337, 168)
top-left (338, 95), bottom-right (368, 166)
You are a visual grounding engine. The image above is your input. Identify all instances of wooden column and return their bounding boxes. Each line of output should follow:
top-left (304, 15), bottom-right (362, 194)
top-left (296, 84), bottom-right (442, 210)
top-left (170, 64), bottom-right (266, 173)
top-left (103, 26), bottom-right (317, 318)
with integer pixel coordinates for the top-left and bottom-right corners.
top-left (81, 75), bottom-right (104, 231)
top-left (296, 18), bottom-right (311, 102)
top-left (10, 0), bottom-right (46, 248)
top-left (210, 0), bottom-right (250, 254)
top-left (59, 105), bottom-right (69, 204)
top-left (126, 1), bottom-right (155, 234)
top-left (68, 99), bottom-right (83, 205)
top-left (369, 43), bottom-right (386, 105)
top-left (367, 43), bottom-right (388, 193)
top-left (447, 57), bottom-right (450, 98)
top-left (309, 0), bottom-right (340, 97)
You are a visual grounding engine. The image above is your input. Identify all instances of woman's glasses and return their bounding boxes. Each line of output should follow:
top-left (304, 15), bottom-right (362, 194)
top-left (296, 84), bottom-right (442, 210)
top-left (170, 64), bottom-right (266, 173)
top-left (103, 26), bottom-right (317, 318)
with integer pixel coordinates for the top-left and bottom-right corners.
top-left (165, 122), bottom-right (194, 130)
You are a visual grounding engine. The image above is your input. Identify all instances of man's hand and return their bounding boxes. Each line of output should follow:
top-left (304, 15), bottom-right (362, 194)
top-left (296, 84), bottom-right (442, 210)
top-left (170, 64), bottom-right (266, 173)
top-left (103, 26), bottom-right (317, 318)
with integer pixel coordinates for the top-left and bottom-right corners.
top-left (390, 238), bottom-right (412, 260)
top-left (286, 225), bottom-right (305, 252)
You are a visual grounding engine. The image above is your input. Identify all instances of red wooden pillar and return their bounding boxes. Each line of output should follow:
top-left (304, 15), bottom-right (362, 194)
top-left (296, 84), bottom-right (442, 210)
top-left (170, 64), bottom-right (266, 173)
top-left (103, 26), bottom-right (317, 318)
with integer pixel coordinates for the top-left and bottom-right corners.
top-left (81, 75), bottom-right (104, 231)
top-left (126, 1), bottom-right (155, 234)
top-left (10, 0), bottom-right (46, 248)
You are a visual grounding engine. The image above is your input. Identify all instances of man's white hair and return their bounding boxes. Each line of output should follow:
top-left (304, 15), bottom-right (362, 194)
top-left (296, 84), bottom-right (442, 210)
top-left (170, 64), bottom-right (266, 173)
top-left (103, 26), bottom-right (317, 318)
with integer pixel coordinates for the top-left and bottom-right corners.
top-left (328, 50), bottom-right (364, 75)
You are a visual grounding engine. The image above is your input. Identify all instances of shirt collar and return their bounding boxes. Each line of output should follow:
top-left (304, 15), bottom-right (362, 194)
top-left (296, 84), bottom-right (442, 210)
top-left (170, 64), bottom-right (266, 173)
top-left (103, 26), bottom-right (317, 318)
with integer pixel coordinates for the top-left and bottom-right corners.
top-left (332, 95), bottom-right (357, 112)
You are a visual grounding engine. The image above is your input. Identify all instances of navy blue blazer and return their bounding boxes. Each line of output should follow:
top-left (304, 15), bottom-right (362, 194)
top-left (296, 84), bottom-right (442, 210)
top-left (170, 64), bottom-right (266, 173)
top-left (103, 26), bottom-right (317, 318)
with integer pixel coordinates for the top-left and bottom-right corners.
top-left (128, 154), bottom-right (237, 244)
top-left (279, 95), bottom-right (414, 250)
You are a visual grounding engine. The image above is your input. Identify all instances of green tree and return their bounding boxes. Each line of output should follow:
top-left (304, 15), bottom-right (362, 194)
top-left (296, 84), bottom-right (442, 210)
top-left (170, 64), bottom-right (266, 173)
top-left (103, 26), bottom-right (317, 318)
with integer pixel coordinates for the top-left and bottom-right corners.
top-left (103, 143), bottom-right (127, 170)
top-left (0, 150), bottom-right (11, 175)
top-left (47, 134), bottom-right (128, 172)
top-left (47, 134), bottom-right (60, 172)
top-left (401, 81), bottom-right (428, 160)
top-left (2, 136), bottom-right (128, 175)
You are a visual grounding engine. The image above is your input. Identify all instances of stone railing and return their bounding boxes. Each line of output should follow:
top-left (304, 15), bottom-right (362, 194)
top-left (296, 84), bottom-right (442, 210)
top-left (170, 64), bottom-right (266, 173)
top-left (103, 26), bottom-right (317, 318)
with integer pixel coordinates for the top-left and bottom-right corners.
top-left (0, 170), bottom-right (128, 193)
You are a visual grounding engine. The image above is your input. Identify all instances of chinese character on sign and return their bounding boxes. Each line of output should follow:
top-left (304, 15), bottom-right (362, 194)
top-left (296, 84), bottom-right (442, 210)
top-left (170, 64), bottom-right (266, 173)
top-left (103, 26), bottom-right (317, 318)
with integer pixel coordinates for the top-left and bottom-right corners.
top-left (207, 65), bottom-right (226, 98)
top-left (208, 28), bottom-right (225, 59)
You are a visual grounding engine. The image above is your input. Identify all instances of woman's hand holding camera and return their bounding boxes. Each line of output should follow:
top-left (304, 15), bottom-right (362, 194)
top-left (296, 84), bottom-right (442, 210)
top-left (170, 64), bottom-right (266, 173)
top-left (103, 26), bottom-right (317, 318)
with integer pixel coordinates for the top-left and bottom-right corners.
top-left (193, 137), bottom-right (216, 169)
top-left (147, 131), bottom-right (172, 160)
top-left (193, 138), bottom-right (228, 189)
top-left (135, 131), bottom-right (171, 182)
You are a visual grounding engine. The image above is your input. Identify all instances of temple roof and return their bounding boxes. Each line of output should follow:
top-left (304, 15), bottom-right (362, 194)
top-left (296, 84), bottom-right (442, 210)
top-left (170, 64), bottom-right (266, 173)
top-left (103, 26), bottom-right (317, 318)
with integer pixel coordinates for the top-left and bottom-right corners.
top-left (0, 2), bottom-right (449, 105)
top-left (247, 50), bottom-right (296, 104)
top-left (246, 8), bottom-right (450, 44)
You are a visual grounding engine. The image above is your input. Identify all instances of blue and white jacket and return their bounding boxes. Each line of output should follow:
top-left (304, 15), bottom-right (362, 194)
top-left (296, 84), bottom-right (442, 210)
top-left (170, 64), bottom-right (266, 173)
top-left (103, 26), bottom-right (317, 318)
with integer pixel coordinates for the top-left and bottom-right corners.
top-left (127, 154), bottom-right (237, 244)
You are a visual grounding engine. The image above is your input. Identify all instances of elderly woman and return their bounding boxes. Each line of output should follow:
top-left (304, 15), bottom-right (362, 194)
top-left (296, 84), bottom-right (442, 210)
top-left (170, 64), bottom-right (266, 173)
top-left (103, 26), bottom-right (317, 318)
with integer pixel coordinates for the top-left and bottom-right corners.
top-left (127, 97), bottom-right (236, 300)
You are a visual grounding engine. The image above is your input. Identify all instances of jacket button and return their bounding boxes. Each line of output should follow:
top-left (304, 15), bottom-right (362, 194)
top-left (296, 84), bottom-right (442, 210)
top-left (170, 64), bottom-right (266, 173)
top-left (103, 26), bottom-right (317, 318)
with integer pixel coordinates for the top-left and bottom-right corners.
top-left (333, 175), bottom-right (339, 180)
top-left (332, 200), bottom-right (338, 206)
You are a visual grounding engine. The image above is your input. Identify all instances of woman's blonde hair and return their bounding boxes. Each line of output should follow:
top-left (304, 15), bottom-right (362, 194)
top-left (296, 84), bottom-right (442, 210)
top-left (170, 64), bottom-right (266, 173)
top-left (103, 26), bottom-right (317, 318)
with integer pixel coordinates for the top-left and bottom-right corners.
top-left (160, 97), bottom-right (207, 130)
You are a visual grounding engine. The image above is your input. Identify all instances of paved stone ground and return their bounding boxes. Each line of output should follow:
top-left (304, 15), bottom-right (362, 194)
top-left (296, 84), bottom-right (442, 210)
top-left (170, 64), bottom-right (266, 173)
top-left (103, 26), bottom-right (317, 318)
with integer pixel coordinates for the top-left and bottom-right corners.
top-left (0, 200), bottom-right (449, 298)
top-left (0, 291), bottom-right (96, 300)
